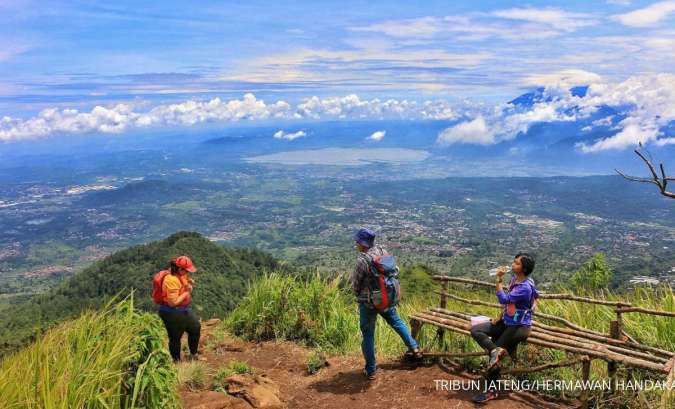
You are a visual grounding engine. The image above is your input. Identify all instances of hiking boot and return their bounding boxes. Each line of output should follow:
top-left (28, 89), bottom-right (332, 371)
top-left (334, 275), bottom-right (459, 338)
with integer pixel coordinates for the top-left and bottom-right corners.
top-left (487, 347), bottom-right (506, 369)
top-left (188, 353), bottom-right (207, 362)
top-left (363, 369), bottom-right (376, 380)
top-left (472, 389), bottom-right (498, 403)
top-left (404, 348), bottom-right (424, 361)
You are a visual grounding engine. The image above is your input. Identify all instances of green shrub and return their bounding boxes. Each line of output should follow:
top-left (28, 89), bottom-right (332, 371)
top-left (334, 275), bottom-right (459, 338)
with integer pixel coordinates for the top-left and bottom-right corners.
top-left (177, 361), bottom-right (207, 391)
top-left (211, 361), bottom-right (254, 392)
top-left (306, 350), bottom-right (328, 375)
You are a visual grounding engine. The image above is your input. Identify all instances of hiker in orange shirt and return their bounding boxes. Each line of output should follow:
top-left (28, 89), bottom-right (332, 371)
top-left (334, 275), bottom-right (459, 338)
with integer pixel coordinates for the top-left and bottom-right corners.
top-left (155, 256), bottom-right (201, 362)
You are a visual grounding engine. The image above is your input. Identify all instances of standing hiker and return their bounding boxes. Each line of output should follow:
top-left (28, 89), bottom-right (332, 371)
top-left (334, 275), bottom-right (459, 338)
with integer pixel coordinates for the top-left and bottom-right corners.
top-left (470, 252), bottom-right (538, 403)
top-left (152, 255), bottom-right (202, 362)
top-left (350, 228), bottom-right (422, 380)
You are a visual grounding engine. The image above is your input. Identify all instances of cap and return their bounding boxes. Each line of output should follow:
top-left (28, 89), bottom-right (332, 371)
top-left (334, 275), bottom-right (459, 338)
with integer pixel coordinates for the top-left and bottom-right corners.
top-left (174, 255), bottom-right (197, 273)
top-left (353, 228), bottom-right (376, 248)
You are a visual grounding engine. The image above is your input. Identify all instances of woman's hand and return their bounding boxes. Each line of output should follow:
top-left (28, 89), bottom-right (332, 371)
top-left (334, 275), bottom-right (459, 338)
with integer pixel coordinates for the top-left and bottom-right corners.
top-left (496, 266), bottom-right (508, 277)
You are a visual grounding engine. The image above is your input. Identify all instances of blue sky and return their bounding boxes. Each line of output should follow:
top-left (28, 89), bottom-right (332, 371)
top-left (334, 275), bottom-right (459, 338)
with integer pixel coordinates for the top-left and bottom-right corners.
top-left (1, 1), bottom-right (675, 151)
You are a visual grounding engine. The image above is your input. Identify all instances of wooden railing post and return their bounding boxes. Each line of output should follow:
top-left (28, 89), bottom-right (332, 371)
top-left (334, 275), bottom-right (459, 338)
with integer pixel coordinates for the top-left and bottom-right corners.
top-left (608, 320), bottom-right (621, 391)
top-left (436, 280), bottom-right (449, 346)
top-left (410, 319), bottom-right (422, 341)
top-left (580, 357), bottom-right (591, 409)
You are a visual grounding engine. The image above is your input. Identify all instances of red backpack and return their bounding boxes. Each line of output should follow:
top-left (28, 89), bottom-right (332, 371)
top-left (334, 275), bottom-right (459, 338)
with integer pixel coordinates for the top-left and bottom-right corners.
top-left (152, 270), bottom-right (170, 304)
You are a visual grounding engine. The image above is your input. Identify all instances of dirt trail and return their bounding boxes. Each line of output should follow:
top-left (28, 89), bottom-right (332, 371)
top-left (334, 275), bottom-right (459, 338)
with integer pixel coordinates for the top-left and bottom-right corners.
top-left (181, 321), bottom-right (569, 409)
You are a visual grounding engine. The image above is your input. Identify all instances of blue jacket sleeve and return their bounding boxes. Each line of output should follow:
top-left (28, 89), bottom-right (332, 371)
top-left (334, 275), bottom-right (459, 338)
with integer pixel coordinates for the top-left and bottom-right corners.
top-left (496, 284), bottom-right (532, 305)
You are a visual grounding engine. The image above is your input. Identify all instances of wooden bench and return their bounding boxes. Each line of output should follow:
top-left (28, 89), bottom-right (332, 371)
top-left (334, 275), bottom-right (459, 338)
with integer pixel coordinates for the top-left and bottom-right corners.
top-left (409, 276), bottom-right (675, 408)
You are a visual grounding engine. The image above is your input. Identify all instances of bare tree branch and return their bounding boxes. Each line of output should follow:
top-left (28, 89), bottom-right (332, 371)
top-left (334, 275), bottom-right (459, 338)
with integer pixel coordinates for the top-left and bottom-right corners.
top-left (616, 146), bottom-right (675, 199)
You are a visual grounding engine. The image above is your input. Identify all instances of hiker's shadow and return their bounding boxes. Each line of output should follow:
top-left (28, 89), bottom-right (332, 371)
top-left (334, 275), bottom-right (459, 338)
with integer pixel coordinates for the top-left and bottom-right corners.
top-left (309, 369), bottom-right (373, 395)
top-left (309, 361), bottom-right (432, 395)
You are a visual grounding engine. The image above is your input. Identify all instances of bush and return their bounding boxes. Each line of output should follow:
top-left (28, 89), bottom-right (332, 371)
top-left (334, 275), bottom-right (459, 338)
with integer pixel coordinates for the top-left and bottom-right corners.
top-left (225, 272), bottom-right (437, 355)
top-left (211, 361), bottom-right (254, 392)
top-left (570, 253), bottom-right (613, 293)
top-left (177, 361), bottom-right (208, 391)
top-left (306, 350), bottom-right (328, 375)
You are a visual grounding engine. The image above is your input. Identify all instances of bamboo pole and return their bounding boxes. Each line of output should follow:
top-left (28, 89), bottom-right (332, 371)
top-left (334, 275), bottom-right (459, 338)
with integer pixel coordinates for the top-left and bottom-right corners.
top-left (432, 275), bottom-right (628, 306)
top-left (411, 313), bottom-right (668, 373)
top-left (429, 297), bottom-right (609, 338)
top-left (538, 294), bottom-right (630, 307)
top-left (617, 307), bottom-right (675, 317)
top-left (423, 310), bottom-right (667, 366)
top-left (501, 356), bottom-right (588, 375)
top-left (435, 309), bottom-right (673, 359)
top-left (422, 351), bottom-right (487, 359)
top-left (434, 291), bottom-right (500, 308)
top-left (432, 275), bottom-right (494, 288)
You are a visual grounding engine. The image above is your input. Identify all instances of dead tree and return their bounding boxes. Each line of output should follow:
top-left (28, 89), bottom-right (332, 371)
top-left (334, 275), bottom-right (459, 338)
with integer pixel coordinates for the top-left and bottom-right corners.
top-left (616, 143), bottom-right (674, 199)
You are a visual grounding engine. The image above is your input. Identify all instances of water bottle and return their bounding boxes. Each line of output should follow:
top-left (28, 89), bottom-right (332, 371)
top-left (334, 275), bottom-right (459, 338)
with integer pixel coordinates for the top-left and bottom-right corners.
top-left (489, 265), bottom-right (510, 276)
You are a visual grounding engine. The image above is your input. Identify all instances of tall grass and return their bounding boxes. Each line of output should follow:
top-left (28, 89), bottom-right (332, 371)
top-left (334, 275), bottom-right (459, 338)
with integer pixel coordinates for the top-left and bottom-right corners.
top-left (0, 297), bottom-right (179, 409)
top-left (226, 273), bottom-right (674, 408)
top-left (226, 272), bottom-right (438, 355)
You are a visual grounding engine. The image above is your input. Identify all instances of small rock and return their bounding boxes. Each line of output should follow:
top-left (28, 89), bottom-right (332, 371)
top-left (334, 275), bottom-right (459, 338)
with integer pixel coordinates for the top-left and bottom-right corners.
top-left (226, 374), bottom-right (284, 409)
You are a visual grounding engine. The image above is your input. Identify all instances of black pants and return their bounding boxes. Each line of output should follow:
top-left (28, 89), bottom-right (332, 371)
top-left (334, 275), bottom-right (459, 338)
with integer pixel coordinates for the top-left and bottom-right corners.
top-left (158, 309), bottom-right (201, 361)
top-left (471, 320), bottom-right (531, 384)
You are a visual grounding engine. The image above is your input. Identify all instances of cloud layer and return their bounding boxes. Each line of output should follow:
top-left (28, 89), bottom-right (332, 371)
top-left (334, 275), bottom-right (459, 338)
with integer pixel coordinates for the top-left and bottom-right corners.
top-left (0, 93), bottom-right (457, 141)
top-left (2, 74), bottom-right (674, 154)
top-left (436, 73), bottom-right (675, 153)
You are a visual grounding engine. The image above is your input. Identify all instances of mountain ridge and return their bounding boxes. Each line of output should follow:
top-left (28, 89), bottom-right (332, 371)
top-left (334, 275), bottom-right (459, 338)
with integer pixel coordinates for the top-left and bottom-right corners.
top-left (0, 231), bottom-right (286, 356)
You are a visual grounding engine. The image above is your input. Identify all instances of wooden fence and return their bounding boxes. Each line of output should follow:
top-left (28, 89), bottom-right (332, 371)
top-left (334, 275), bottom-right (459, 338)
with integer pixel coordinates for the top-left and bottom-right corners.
top-left (409, 276), bottom-right (675, 409)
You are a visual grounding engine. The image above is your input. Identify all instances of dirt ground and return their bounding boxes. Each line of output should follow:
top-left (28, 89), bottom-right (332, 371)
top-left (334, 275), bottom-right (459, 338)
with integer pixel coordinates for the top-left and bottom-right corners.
top-left (181, 323), bottom-right (571, 409)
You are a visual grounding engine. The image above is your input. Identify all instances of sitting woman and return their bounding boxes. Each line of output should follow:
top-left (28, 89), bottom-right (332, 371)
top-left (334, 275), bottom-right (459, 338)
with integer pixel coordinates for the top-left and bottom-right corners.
top-left (470, 252), bottom-right (538, 403)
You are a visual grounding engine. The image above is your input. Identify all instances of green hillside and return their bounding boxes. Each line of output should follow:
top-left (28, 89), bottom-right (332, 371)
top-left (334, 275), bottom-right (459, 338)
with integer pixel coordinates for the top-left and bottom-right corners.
top-left (0, 231), bottom-right (285, 356)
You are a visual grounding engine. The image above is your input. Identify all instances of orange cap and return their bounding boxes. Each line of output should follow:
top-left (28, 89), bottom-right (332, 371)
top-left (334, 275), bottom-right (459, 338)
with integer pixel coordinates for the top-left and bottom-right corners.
top-left (174, 255), bottom-right (197, 273)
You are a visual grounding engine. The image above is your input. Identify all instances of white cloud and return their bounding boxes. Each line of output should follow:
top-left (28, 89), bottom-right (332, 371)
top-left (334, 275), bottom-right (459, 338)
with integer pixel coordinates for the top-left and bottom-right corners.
top-left (0, 104), bottom-right (137, 140)
top-left (351, 10), bottom-right (596, 43)
top-left (492, 8), bottom-right (597, 32)
top-left (352, 17), bottom-right (441, 38)
top-left (655, 137), bottom-right (675, 146)
top-left (142, 93), bottom-right (291, 126)
top-left (612, 1), bottom-right (675, 27)
top-left (0, 94), bottom-right (292, 141)
top-left (576, 74), bottom-right (675, 152)
top-left (521, 69), bottom-right (603, 88)
top-left (273, 130), bottom-right (306, 140)
top-left (0, 93), bottom-right (461, 141)
top-left (437, 116), bottom-right (496, 145)
top-left (577, 121), bottom-right (660, 152)
top-left (294, 94), bottom-right (458, 120)
top-left (591, 115), bottom-right (615, 127)
top-left (368, 130), bottom-right (386, 141)
top-left (436, 73), bottom-right (675, 152)
top-left (3, 75), bottom-right (674, 153)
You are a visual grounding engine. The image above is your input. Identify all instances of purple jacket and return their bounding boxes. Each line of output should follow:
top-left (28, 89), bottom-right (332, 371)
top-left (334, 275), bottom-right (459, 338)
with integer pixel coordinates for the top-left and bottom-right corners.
top-left (496, 276), bottom-right (538, 326)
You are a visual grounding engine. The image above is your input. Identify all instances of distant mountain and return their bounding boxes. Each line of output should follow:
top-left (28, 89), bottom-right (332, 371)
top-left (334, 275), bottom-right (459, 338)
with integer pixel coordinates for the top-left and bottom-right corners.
top-left (0, 231), bottom-right (286, 355)
top-left (509, 85), bottom-right (589, 107)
